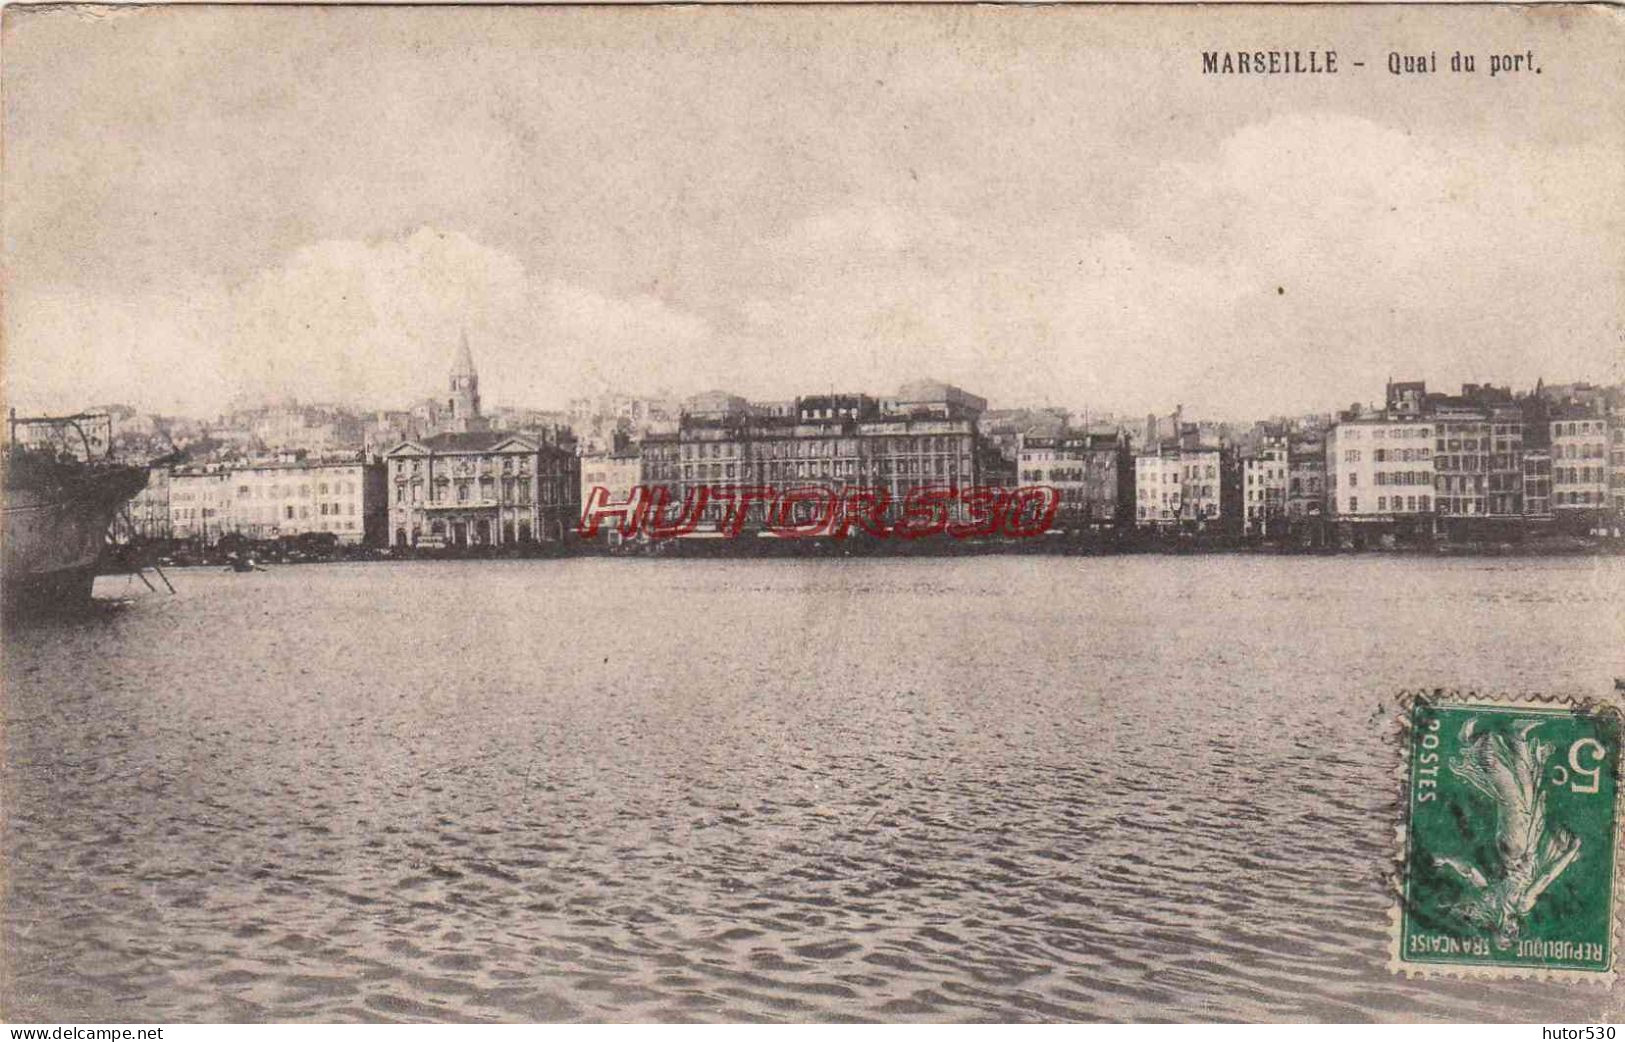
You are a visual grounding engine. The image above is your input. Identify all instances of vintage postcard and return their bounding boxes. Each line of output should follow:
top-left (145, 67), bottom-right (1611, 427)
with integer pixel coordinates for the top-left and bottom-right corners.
top-left (3, 0), bottom-right (1624, 1028)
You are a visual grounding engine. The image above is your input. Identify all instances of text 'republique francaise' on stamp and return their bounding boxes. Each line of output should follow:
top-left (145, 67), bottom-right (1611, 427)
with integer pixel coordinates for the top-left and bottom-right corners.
top-left (1393, 690), bottom-right (1623, 982)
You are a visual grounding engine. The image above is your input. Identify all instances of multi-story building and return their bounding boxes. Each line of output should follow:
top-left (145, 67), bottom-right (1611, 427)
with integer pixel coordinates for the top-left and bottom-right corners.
top-left (385, 432), bottom-right (578, 547)
top-left (168, 467), bottom-right (233, 543)
top-left (1324, 380), bottom-right (1620, 533)
top-left (1134, 449), bottom-right (1181, 527)
top-left (159, 456), bottom-right (387, 545)
top-left (1176, 445), bottom-right (1226, 526)
top-left (1430, 403), bottom-right (1491, 519)
top-left (1287, 437), bottom-right (1327, 525)
top-left (383, 340), bottom-right (580, 547)
top-left (223, 456), bottom-right (386, 545)
top-left (1242, 437), bottom-right (1289, 536)
top-left (1326, 413), bottom-right (1436, 522)
top-left (639, 431), bottom-right (681, 506)
top-left (1520, 394), bottom-right (1553, 519)
top-left (1550, 409), bottom-right (1612, 513)
top-left (1014, 431), bottom-right (1133, 531)
top-left (579, 441), bottom-right (644, 542)
top-left (126, 465), bottom-right (172, 540)
top-left (1611, 423), bottom-right (1625, 515)
top-left (1134, 434), bottom-right (1239, 531)
top-left (1485, 405), bottom-right (1526, 517)
top-left (1523, 450), bottom-right (1554, 518)
top-left (638, 382), bottom-right (1001, 533)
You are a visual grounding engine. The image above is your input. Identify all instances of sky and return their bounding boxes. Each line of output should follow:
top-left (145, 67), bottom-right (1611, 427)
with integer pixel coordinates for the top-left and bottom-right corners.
top-left (4, 4), bottom-right (1622, 421)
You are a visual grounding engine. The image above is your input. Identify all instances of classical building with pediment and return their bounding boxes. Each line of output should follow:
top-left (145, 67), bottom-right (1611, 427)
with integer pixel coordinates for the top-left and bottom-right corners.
top-left (383, 339), bottom-right (579, 547)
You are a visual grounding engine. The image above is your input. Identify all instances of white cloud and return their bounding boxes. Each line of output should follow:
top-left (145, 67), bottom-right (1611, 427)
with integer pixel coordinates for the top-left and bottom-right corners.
top-left (5, 227), bottom-right (715, 415)
top-left (705, 111), bottom-right (1621, 418)
top-left (6, 116), bottom-right (1620, 422)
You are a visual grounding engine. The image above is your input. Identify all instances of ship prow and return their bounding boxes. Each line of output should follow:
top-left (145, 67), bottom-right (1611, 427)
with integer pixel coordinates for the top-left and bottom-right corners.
top-left (2, 413), bottom-right (149, 616)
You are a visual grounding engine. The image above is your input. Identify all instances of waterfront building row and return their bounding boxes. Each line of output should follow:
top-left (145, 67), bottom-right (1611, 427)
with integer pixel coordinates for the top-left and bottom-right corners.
top-left (1322, 381), bottom-right (1622, 529)
top-left (126, 359), bottom-right (1625, 549)
top-left (576, 382), bottom-right (1020, 536)
top-left (575, 377), bottom-right (1624, 542)
top-left (136, 454), bottom-right (388, 545)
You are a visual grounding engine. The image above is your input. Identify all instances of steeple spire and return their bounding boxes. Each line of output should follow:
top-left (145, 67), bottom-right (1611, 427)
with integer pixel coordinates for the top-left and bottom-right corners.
top-left (444, 329), bottom-right (485, 433)
top-left (451, 328), bottom-right (477, 378)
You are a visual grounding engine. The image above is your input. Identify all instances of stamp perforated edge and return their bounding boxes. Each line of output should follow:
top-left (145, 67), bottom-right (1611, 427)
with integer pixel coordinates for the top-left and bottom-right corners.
top-left (1387, 687), bottom-right (1625, 985)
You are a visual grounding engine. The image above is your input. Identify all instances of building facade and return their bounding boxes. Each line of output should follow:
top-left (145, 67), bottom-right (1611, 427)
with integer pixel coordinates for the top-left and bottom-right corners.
top-left (1134, 439), bottom-right (1238, 530)
top-left (1327, 416), bottom-right (1436, 521)
top-left (385, 432), bottom-right (579, 547)
top-left (126, 465), bottom-right (172, 540)
top-left (168, 468), bottom-right (233, 543)
top-left (633, 383), bottom-right (1005, 533)
top-left (1485, 406), bottom-right (1526, 517)
top-left (223, 457), bottom-right (386, 544)
top-left (1430, 405), bottom-right (1492, 518)
top-left (579, 444), bottom-right (644, 542)
top-left (1013, 431), bottom-right (1133, 531)
top-left (1287, 437), bottom-right (1327, 524)
top-left (162, 458), bottom-right (386, 545)
top-left (1321, 380), bottom-right (1621, 534)
top-left (1549, 411), bottom-right (1612, 513)
top-left (1611, 423), bottom-right (1625, 514)
top-left (383, 337), bottom-right (580, 547)
top-left (1134, 450), bottom-right (1180, 526)
top-left (1242, 440), bottom-right (1289, 536)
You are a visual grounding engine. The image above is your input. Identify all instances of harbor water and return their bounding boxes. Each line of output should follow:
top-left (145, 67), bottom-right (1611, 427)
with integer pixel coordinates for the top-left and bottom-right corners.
top-left (4, 555), bottom-right (1624, 1021)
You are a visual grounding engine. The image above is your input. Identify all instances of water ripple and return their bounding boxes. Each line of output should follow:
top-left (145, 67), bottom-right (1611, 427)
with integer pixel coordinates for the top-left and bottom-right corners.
top-left (4, 556), bottom-right (1622, 1021)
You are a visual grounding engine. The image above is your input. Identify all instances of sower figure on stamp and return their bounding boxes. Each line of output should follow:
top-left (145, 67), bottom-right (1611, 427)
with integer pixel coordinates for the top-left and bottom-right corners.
top-left (1433, 718), bottom-right (1583, 949)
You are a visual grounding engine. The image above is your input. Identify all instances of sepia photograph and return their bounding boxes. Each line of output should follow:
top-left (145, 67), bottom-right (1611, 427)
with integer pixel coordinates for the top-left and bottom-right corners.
top-left (2, 0), bottom-right (1623, 1027)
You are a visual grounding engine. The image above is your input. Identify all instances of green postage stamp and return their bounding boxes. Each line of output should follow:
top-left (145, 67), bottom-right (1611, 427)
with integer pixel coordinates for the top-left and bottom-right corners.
top-left (1395, 691), bottom-right (1622, 980)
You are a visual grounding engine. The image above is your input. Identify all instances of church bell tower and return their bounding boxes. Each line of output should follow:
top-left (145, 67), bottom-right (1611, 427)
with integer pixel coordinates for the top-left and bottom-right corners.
top-left (445, 331), bottom-right (488, 433)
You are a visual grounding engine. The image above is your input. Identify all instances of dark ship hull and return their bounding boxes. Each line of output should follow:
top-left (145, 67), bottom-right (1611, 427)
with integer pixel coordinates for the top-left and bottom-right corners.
top-left (2, 462), bottom-right (148, 615)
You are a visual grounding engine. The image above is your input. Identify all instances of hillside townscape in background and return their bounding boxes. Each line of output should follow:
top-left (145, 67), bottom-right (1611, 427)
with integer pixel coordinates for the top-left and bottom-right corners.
top-left (22, 335), bottom-right (1623, 558)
